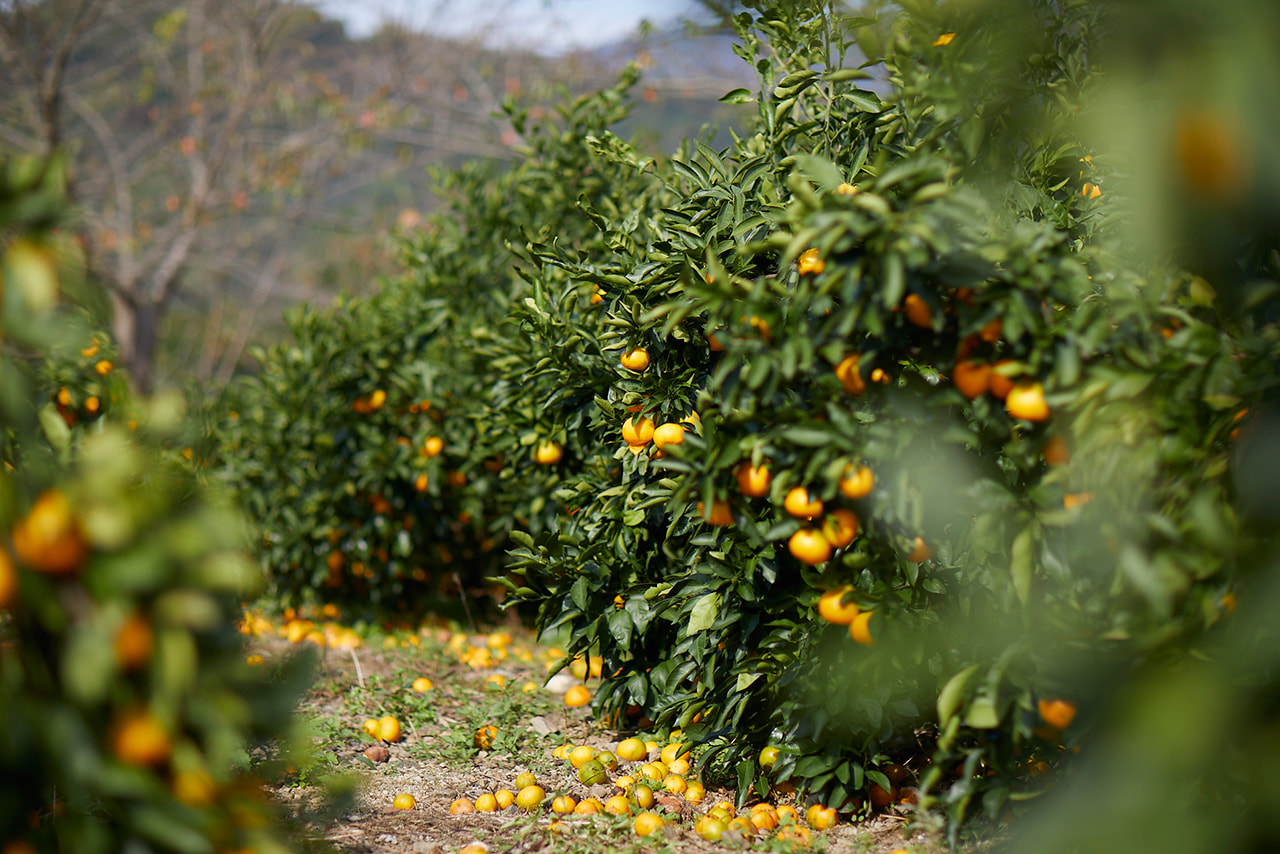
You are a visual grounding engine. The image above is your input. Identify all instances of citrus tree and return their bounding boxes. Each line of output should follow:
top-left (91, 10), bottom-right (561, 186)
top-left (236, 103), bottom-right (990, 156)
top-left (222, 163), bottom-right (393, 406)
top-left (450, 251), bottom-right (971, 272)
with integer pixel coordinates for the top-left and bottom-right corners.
top-left (491, 0), bottom-right (1274, 829)
top-left (2, 155), bottom-right (312, 853)
top-left (217, 69), bottom-right (653, 617)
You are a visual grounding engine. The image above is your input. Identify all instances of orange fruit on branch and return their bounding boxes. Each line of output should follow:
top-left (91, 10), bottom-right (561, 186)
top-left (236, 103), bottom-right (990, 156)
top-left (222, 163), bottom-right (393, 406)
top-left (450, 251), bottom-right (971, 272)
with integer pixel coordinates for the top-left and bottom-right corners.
top-left (11, 490), bottom-right (87, 575)
top-left (621, 415), bottom-right (655, 446)
top-left (735, 461), bottom-right (771, 497)
top-left (988, 359), bottom-right (1018, 399)
top-left (906, 536), bottom-right (933, 562)
top-left (698, 499), bottom-right (734, 526)
top-left (111, 709), bottom-right (171, 766)
top-left (817, 586), bottom-right (860, 625)
top-left (849, 610), bottom-right (874, 645)
top-left (114, 612), bottom-right (154, 670)
top-left (903, 293), bottom-right (933, 328)
top-left (1038, 697), bottom-right (1077, 730)
top-left (784, 487), bottom-right (823, 519)
top-left (797, 247), bottom-right (825, 275)
top-left (652, 422), bottom-right (686, 449)
top-left (1006, 382), bottom-right (1050, 421)
top-left (835, 353), bottom-right (866, 395)
top-left (952, 360), bottom-right (992, 400)
top-left (620, 347), bottom-right (650, 372)
top-left (838, 464), bottom-right (874, 499)
top-left (820, 508), bottom-right (859, 549)
top-left (789, 528), bottom-right (832, 565)
top-left (1041, 435), bottom-right (1070, 466)
top-left (533, 440), bottom-right (563, 465)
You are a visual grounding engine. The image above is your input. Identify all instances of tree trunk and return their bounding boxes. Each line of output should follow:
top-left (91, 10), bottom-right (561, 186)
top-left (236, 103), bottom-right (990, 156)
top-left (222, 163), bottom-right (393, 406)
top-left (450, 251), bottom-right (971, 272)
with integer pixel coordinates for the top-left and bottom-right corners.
top-left (129, 300), bottom-right (160, 395)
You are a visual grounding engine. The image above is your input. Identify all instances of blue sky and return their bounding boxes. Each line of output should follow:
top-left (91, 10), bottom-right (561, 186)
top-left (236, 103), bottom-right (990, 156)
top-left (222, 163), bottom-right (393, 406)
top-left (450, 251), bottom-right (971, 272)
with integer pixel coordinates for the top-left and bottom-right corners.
top-left (310, 0), bottom-right (705, 53)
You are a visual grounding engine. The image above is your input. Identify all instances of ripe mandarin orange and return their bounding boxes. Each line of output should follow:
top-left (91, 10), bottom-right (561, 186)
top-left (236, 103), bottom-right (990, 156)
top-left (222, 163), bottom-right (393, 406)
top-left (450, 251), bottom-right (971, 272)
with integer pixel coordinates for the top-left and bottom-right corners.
top-left (838, 464), bottom-right (875, 499)
top-left (820, 508), bottom-right (859, 549)
top-left (1006, 383), bottom-right (1051, 421)
top-left (564, 685), bottom-right (591, 707)
top-left (953, 360), bottom-right (992, 399)
top-left (817, 586), bottom-right (860, 625)
top-left (789, 528), bottom-right (832, 565)
top-left (735, 461), bottom-right (771, 497)
top-left (783, 487), bottom-right (823, 519)
top-left (620, 348), bottom-right (650, 372)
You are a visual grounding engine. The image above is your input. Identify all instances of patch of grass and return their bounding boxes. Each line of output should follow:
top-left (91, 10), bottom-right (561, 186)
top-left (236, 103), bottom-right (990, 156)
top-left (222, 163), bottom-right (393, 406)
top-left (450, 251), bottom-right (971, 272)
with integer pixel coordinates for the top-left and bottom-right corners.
top-left (423, 678), bottom-right (563, 769)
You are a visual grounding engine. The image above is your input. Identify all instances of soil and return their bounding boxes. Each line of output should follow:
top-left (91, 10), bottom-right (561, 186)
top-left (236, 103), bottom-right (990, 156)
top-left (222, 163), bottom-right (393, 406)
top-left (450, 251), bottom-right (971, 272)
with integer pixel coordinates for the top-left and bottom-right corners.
top-left (256, 617), bottom-right (975, 854)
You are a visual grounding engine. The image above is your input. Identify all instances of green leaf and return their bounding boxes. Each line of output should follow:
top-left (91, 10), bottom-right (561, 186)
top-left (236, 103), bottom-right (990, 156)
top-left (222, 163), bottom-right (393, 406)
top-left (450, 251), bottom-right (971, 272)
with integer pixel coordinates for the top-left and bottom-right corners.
top-left (607, 608), bottom-right (633, 647)
top-left (719, 87), bottom-right (755, 104)
top-left (570, 575), bottom-right (589, 610)
top-left (964, 695), bottom-right (1001, 729)
top-left (824, 68), bottom-right (871, 82)
top-left (789, 153), bottom-right (847, 191)
top-left (687, 592), bottom-right (720, 634)
top-left (1010, 526), bottom-right (1034, 604)
top-left (845, 89), bottom-right (883, 113)
top-left (937, 663), bottom-right (982, 726)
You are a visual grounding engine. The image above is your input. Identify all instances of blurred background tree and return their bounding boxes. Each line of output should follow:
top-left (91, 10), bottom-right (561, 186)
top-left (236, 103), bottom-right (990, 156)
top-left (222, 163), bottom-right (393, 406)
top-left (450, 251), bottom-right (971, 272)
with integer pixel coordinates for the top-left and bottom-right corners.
top-left (1, 0), bottom-right (749, 392)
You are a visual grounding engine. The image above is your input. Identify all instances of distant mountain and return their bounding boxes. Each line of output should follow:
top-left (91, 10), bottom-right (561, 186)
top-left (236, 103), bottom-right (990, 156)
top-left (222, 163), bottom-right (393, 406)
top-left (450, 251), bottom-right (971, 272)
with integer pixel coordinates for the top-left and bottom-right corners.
top-left (588, 23), bottom-right (757, 96)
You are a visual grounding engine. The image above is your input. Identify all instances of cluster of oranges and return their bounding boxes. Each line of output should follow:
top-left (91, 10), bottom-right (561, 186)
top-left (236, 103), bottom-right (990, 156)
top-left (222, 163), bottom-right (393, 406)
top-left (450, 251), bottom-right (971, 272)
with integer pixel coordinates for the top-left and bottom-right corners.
top-left (446, 629), bottom-right (539, 670)
top-left (402, 734), bottom-right (844, 845)
top-left (620, 410), bottom-right (699, 458)
top-left (237, 605), bottom-right (363, 651)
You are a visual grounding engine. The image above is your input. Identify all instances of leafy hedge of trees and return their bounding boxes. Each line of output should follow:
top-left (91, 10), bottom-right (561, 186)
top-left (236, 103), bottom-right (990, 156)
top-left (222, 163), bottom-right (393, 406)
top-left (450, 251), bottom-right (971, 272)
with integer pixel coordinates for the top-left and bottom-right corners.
top-left (217, 0), bottom-right (1279, 839)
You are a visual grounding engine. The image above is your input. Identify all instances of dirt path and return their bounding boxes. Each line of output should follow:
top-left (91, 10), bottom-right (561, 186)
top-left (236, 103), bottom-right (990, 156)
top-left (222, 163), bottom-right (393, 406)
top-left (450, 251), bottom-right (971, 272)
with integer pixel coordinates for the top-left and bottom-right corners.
top-left (255, 615), bottom-right (964, 854)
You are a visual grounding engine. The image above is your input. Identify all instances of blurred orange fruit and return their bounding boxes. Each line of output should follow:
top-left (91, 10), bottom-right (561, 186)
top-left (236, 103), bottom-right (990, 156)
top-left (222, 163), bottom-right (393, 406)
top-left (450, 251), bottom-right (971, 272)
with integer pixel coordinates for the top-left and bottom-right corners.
top-left (789, 528), bottom-right (832, 565)
top-left (903, 293), bottom-right (933, 328)
top-left (838, 464), bottom-right (875, 499)
top-left (11, 490), bottom-right (86, 575)
top-left (1038, 698), bottom-right (1077, 730)
top-left (114, 612), bottom-right (154, 670)
top-left (111, 709), bottom-right (171, 766)
top-left (534, 440), bottom-right (563, 465)
top-left (835, 353), bottom-right (866, 395)
top-left (1006, 383), bottom-right (1050, 421)
top-left (820, 508), bottom-right (859, 549)
top-left (784, 487), bottom-right (823, 519)
top-left (735, 461), bottom-right (771, 497)
top-left (817, 587), bottom-right (860, 625)
top-left (953, 360), bottom-right (992, 399)
top-left (699, 499), bottom-right (734, 526)
top-left (849, 611), bottom-right (874, 646)
top-left (0, 548), bottom-right (15, 609)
